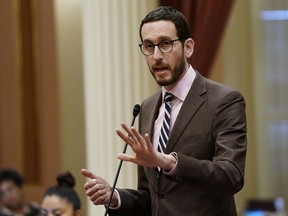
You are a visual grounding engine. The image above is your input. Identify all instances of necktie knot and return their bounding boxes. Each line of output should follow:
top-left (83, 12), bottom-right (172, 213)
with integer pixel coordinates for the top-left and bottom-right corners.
top-left (164, 92), bottom-right (173, 103)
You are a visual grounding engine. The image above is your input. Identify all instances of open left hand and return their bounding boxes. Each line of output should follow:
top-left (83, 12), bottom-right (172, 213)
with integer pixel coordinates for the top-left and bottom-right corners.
top-left (116, 122), bottom-right (173, 170)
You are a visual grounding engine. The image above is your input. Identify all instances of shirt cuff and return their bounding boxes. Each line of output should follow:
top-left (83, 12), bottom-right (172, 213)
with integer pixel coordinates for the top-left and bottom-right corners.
top-left (163, 152), bottom-right (178, 176)
top-left (107, 189), bottom-right (121, 209)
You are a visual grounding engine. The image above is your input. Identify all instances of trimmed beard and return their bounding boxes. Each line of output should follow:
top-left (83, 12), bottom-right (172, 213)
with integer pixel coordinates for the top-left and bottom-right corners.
top-left (151, 52), bottom-right (186, 87)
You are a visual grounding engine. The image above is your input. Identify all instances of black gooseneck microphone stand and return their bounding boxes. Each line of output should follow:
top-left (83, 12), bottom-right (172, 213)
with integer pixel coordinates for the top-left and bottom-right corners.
top-left (104, 104), bottom-right (141, 216)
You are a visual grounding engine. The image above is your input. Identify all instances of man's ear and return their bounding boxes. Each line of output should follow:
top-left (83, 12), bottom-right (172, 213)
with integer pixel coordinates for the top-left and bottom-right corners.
top-left (184, 38), bottom-right (195, 58)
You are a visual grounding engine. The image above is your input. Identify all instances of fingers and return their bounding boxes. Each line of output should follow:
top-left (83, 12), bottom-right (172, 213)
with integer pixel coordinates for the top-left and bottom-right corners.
top-left (115, 128), bottom-right (130, 143)
top-left (130, 127), bottom-right (145, 143)
top-left (81, 168), bottom-right (97, 179)
top-left (81, 169), bottom-right (98, 191)
top-left (116, 123), bottom-right (133, 142)
top-left (116, 122), bottom-right (145, 146)
top-left (144, 133), bottom-right (152, 150)
top-left (85, 180), bottom-right (109, 205)
top-left (81, 172), bottom-right (112, 206)
top-left (92, 192), bottom-right (108, 205)
top-left (117, 153), bottom-right (135, 162)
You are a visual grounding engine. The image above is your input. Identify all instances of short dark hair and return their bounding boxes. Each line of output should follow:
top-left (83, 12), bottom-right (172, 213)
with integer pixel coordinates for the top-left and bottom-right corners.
top-left (42, 171), bottom-right (81, 211)
top-left (139, 6), bottom-right (191, 42)
top-left (0, 168), bottom-right (24, 188)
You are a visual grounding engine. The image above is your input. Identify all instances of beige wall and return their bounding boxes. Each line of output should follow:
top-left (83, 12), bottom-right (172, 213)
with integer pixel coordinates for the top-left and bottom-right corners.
top-left (210, 0), bottom-right (257, 211)
top-left (53, 0), bottom-right (87, 215)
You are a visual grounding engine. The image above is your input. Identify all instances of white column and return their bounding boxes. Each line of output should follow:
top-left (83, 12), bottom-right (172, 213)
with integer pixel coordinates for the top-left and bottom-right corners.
top-left (82, 0), bottom-right (158, 215)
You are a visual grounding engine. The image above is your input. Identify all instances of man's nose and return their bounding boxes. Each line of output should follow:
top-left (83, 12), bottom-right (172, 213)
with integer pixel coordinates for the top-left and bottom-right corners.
top-left (152, 46), bottom-right (163, 59)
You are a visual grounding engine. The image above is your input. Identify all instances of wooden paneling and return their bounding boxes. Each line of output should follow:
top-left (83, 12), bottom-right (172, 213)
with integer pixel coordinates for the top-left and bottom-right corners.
top-left (0, 0), bottom-right (60, 203)
top-left (19, 0), bottom-right (40, 184)
top-left (0, 0), bottom-right (23, 170)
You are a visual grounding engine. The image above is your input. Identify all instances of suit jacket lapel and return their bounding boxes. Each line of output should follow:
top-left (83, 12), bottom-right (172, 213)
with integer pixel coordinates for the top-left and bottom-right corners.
top-left (140, 91), bottom-right (162, 178)
top-left (166, 72), bottom-right (206, 153)
top-left (140, 91), bottom-right (162, 140)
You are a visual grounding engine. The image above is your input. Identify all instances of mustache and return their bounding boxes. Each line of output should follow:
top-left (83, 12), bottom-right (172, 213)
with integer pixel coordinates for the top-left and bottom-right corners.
top-left (151, 64), bottom-right (170, 71)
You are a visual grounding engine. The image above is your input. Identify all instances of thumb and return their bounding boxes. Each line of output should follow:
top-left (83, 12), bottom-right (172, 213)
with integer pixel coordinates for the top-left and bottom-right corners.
top-left (80, 168), bottom-right (97, 179)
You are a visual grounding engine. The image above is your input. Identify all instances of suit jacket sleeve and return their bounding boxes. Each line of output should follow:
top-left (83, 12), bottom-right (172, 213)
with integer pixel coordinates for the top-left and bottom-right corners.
top-left (168, 84), bottom-right (247, 195)
top-left (107, 165), bottom-right (151, 216)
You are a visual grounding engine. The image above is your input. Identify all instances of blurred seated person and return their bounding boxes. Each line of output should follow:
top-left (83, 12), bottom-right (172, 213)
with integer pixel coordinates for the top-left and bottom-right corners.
top-left (0, 168), bottom-right (40, 216)
top-left (40, 171), bottom-right (81, 216)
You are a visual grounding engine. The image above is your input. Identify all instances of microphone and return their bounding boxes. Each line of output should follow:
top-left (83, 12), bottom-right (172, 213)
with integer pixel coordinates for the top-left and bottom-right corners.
top-left (104, 104), bottom-right (141, 216)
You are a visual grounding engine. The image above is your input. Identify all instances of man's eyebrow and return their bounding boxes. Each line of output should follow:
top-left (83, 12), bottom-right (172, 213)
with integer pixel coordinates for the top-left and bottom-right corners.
top-left (143, 37), bottom-right (172, 43)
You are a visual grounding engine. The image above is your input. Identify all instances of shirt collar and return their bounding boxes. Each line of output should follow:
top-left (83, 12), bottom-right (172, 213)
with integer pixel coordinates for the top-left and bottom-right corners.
top-left (162, 65), bottom-right (196, 101)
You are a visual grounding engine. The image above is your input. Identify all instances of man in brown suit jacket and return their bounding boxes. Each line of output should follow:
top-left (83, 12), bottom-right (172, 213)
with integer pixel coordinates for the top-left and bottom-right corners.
top-left (81, 6), bottom-right (247, 216)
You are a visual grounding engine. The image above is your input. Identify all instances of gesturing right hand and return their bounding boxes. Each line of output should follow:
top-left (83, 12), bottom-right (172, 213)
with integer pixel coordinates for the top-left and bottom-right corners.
top-left (81, 169), bottom-right (118, 206)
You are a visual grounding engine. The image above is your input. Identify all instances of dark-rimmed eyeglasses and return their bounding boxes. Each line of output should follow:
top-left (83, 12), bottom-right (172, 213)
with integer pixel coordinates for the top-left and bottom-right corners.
top-left (139, 39), bottom-right (181, 56)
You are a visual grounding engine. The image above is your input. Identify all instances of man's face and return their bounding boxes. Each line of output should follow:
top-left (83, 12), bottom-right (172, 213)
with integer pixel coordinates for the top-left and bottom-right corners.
top-left (0, 180), bottom-right (24, 210)
top-left (140, 20), bottom-right (193, 90)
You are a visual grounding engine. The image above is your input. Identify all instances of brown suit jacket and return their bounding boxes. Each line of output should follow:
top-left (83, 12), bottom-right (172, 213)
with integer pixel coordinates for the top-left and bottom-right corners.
top-left (109, 71), bottom-right (247, 216)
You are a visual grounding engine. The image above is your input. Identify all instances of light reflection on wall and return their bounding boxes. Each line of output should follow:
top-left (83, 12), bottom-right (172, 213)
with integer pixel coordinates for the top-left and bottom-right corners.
top-left (260, 10), bottom-right (288, 21)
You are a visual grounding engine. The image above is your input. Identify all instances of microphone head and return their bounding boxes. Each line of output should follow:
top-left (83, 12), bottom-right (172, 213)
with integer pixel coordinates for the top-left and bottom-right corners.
top-left (133, 104), bottom-right (141, 117)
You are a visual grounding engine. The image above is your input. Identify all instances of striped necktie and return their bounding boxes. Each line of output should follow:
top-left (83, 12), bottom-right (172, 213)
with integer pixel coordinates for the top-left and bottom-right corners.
top-left (158, 92), bottom-right (173, 154)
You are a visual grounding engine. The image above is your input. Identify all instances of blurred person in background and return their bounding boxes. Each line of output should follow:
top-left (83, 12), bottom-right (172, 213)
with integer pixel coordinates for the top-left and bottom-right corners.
top-left (40, 171), bottom-right (81, 216)
top-left (0, 168), bottom-right (40, 216)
